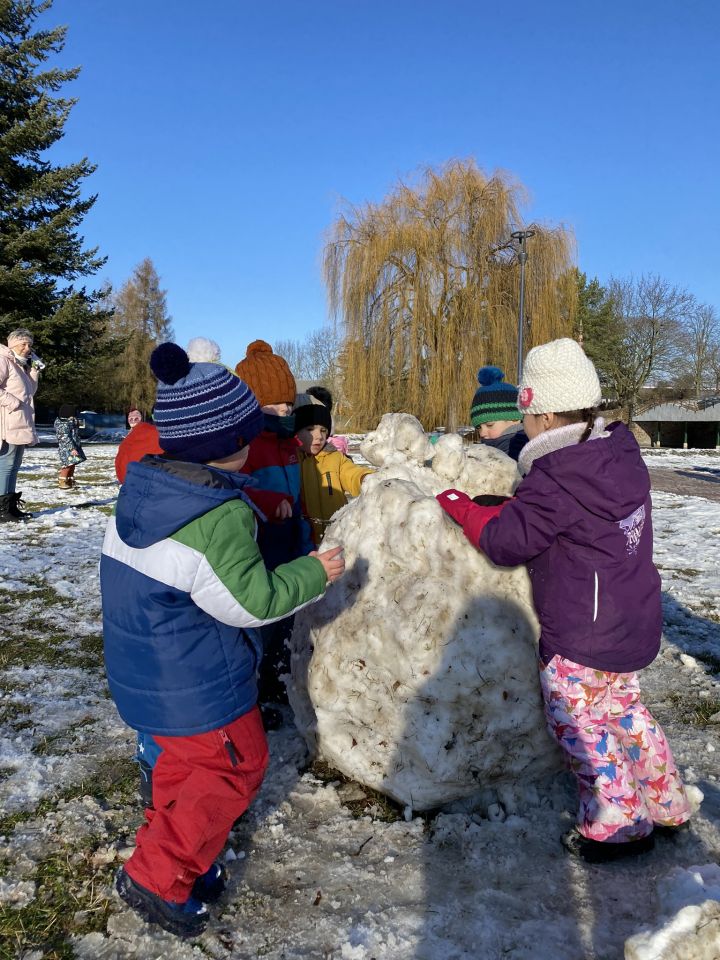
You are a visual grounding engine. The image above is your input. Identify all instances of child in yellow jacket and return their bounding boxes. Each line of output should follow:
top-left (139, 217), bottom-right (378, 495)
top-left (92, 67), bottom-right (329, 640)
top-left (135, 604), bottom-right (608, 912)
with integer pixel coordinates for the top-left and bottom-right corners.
top-left (294, 402), bottom-right (373, 546)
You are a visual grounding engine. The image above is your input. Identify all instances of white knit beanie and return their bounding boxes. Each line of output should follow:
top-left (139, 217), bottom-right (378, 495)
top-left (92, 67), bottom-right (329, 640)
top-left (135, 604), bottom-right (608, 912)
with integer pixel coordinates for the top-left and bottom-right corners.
top-left (518, 338), bottom-right (601, 415)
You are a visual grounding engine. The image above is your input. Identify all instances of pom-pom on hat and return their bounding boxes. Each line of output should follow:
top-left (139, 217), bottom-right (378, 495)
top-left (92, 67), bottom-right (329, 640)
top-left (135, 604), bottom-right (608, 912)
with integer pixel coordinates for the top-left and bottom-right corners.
top-left (518, 338), bottom-right (602, 415)
top-left (186, 337), bottom-right (221, 364)
top-left (470, 366), bottom-right (522, 427)
top-left (150, 342), bottom-right (264, 462)
top-left (294, 402), bottom-right (332, 435)
top-left (234, 340), bottom-right (296, 409)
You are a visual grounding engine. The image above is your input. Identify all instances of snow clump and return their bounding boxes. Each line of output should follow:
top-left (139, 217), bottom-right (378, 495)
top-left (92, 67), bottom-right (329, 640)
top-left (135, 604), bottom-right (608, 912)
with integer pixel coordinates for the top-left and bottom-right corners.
top-left (289, 413), bottom-right (561, 811)
top-left (624, 863), bottom-right (720, 960)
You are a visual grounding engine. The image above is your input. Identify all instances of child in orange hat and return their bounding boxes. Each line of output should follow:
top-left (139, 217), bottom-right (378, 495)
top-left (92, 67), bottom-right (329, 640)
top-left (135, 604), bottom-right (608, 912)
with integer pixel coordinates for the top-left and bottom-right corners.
top-left (235, 340), bottom-right (313, 711)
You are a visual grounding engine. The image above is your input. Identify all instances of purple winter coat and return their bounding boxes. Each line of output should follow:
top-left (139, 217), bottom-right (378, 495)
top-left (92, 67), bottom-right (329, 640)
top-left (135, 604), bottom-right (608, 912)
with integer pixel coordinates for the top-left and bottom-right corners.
top-left (480, 422), bottom-right (661, 673)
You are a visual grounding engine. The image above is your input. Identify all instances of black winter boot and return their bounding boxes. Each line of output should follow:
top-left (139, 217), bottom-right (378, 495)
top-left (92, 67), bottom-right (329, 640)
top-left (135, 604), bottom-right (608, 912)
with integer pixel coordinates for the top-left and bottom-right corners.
top-left (0, 494), bottom-right (23, 523)
top-left (10, 492), bottom-right (32, 520)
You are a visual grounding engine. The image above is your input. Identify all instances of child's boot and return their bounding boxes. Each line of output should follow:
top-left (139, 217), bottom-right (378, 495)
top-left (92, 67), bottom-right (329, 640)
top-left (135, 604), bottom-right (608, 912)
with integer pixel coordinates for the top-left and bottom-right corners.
top-left (191, 862), bottom-right (227, 903)
top-left (115, 867), bottom-right (208, 938)
top-left (562, 828), bottom-right (654, 863)
top-left (58, 472), bottom-right (72, 489)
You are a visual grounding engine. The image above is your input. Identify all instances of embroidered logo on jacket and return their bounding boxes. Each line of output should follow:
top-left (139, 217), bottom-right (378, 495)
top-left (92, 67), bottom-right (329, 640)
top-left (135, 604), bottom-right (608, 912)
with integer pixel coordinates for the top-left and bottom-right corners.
top-left (618, 505), bottom-right (645, 556)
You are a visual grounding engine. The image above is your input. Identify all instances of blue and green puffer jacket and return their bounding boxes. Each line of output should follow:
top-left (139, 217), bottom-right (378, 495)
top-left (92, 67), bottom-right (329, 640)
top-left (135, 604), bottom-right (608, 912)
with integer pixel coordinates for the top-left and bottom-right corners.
top-left (100, 456), bottom-right (327, 736)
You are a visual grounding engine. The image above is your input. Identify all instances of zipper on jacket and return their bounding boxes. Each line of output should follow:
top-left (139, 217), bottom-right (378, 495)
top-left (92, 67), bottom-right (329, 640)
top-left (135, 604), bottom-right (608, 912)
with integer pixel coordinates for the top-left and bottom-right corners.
top-left (593, 572), bottom-right (599, 623)
top-left (325, 471), bottom-right (333, 496)
top-left (219, 729), bottom-right (239, 766)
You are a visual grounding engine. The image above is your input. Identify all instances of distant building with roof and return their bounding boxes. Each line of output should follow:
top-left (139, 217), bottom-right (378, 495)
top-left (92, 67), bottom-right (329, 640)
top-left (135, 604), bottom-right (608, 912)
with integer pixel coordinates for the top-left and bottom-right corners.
top-left (634, 397), bottom-right (720, 449)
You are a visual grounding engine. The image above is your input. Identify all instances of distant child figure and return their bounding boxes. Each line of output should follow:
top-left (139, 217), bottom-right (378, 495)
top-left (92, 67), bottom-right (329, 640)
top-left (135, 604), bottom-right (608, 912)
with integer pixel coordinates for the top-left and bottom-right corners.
top-left (294, 401), bottom-right (372, 546)
top-left (127, 408), bottom-right (143, 429)
top-left (470, 366), bottom-right (527, 461)
top-left (235, 340), bottom-right (313, 709)
top-left (438, 338), bottom-right (690, 863)
top-left (115, 410), bottom-right (163, 485)
top-left (101, 343), bottom-right (344, 937)
top-left (54, 404), bottom-right (86, 489)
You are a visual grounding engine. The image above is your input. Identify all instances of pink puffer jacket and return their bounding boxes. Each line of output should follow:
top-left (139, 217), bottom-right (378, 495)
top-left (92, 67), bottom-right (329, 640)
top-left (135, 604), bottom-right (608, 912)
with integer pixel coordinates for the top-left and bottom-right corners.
top-left (0, 344), bottom-right (39, 446)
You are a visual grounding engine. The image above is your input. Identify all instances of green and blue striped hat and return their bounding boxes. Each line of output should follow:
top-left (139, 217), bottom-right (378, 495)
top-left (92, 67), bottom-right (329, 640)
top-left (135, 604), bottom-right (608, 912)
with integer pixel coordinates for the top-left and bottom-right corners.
top-left (470, 366), bottom-right (522, 427)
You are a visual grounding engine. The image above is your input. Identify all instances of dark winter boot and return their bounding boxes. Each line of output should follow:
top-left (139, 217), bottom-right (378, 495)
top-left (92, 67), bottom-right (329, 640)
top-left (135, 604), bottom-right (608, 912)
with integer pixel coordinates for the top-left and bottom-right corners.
top-left (10, 492), bottom-right (32, 520)
top-left (191, 862), bottom-right (227, 903)
top-left (0, 494), bottom-right (23, 523)
top-left (654, 819), bottom-right (691, 840)
top-left (562, 828), bottom-right (654, 863)
top-left (115, 867), bottom-right (208, 938)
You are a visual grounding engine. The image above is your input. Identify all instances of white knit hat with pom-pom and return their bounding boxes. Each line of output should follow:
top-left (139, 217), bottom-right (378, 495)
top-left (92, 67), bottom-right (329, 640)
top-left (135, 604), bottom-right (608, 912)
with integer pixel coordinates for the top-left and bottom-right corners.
top-left (518, 338), bottom-right (601, 415)
top-left (186, 337), bottom-right (221, 364)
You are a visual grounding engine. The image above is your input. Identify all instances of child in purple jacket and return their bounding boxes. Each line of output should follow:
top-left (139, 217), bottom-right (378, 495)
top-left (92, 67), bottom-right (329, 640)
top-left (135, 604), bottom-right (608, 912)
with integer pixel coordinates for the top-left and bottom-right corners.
top-left (438, 338), bottom-right (690, 863)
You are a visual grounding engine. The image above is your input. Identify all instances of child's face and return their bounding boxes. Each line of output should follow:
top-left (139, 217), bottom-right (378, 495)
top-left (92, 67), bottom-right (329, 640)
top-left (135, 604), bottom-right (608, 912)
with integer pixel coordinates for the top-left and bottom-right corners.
top-left (297, 425), bottom-right (328, 455)
top-left (127, 411), bottom-right (142, 428)
top-left (478, 420), bottom-right (518, 440)
top-left (262, 402), bottom-right (293, 417)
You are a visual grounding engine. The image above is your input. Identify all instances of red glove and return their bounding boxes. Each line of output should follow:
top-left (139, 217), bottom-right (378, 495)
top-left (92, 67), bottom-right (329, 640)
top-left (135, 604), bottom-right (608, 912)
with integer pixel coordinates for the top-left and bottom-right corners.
top-left (437, 489), bottom-right (511, 550)
top-left (436, 489), bottom-right (475, 526)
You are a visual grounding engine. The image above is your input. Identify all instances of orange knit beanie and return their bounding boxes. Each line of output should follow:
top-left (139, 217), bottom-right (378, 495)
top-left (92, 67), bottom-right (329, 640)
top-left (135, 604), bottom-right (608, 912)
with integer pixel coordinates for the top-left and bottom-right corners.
top-left (235, 340), bottom-right (296, 409)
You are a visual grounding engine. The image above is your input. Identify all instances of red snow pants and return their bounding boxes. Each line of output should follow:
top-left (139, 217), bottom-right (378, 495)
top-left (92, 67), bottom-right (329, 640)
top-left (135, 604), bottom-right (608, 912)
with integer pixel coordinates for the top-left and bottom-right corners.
top-left (124, 706), bottom-right (268, 902)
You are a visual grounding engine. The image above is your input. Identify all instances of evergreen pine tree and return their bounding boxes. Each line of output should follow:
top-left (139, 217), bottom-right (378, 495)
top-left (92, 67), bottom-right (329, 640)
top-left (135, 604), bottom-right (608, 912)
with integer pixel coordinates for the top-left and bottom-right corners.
top-left (0, 0), bottom-right (112, 405)
top-left (109, 258), bottom-right (173, 414)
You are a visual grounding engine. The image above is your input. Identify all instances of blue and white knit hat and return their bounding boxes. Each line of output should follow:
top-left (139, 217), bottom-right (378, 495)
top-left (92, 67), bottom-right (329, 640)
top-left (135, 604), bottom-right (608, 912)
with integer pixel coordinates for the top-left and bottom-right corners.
top-left (150, 342), bottom-right (264, 462)
top-left (470, 366), bottom-right (522, 427)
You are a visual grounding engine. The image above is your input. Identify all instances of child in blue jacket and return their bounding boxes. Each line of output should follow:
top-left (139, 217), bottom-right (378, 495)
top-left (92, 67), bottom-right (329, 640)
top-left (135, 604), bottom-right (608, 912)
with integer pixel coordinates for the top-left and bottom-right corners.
top-left (102, 344), bottom-right (344, 937)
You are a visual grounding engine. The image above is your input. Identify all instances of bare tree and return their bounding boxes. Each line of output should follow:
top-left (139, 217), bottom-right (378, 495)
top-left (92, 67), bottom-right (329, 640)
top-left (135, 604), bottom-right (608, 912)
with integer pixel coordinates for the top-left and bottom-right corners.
top-left (591, 275), bottom-right (695, 421)
top-left (323, 160), bottom-right (576, 430)
top-left (275, 325), bottom-right (344, 384)
top-left (706, 340), bottom-right (720, 395)
top-left (683, 304), bottom-right (719, 400)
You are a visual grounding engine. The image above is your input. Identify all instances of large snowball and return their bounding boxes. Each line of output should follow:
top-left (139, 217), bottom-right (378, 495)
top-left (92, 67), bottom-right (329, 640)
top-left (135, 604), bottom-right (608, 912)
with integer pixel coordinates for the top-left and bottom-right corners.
top-left (289, 413), bottom-right (561, 811)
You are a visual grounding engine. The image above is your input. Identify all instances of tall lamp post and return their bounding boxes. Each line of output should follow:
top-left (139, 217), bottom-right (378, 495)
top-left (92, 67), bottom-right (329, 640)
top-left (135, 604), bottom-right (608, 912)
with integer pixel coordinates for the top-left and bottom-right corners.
top-left (511, 229), bottom-right (536, 383)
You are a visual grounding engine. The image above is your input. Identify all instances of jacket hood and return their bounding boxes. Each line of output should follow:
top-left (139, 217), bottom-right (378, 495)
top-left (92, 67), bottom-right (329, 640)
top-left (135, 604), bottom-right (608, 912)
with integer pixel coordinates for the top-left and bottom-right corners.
top-left (534, 421), bottom-right (649, 522)
top-left (116, 457), bottom-right (262, 548)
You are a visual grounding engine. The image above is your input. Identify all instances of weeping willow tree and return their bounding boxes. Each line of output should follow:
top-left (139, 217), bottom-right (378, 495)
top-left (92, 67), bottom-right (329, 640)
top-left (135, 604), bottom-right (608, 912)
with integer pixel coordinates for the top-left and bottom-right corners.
top-left (324, 161), bottom-right (576, 429)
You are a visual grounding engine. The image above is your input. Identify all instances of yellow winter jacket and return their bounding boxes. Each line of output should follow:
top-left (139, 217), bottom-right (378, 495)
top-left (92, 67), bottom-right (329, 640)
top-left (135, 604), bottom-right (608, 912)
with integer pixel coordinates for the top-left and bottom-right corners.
top-left (299, 446), bottom-right (373, 546)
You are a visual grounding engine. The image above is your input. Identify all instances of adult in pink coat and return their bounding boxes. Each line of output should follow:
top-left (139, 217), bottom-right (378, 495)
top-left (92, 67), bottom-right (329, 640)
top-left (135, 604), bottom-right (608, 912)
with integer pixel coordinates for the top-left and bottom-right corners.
top-left (0, 328), bottom-right (42, 521)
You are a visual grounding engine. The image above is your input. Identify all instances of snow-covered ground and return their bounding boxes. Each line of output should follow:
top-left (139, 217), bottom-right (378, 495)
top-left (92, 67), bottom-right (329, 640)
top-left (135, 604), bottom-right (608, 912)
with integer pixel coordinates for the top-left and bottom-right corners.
top-left (1, 444), bottom-right (719, 959)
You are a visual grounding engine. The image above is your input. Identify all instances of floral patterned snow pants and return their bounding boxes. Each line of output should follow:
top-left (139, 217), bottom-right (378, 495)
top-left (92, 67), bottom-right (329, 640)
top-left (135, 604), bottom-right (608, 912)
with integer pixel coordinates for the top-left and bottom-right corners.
top-left (540, 655), bottom-right (691, 842)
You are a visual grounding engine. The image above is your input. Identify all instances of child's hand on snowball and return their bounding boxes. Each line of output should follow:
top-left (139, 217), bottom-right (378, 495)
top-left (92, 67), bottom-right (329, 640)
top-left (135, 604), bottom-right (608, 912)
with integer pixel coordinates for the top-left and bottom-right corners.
top-left (436, 489), bottom-right (474, 526)
top-left (311, 545), bottom-right (345, 584)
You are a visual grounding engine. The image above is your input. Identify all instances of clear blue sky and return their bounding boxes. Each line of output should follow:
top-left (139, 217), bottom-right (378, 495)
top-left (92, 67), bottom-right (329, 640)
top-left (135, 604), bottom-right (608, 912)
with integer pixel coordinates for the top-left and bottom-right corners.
top-left (47, 0), bottom-right (719, 367)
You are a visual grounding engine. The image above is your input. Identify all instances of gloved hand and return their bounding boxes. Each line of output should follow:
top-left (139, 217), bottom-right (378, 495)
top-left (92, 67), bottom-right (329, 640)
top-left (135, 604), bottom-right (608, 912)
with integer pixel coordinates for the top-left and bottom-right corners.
top-left (436, 489), bottom-right (474, 526)
top-left (472, 494), bottom-right (511, 507)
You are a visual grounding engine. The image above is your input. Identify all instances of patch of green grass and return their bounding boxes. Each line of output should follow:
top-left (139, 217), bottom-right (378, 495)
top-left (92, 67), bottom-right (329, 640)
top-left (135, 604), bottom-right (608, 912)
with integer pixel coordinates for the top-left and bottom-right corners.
top-left (0, 629), bottom-right (104, 672)
top-left (668, 693), bottom-right (720, 727)
top-left (0, 755), bottom-right (140, 836)
top-left (33, 717), bottom-right (96, 757)
top-left (0, 840), bottom-right (117, 960)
